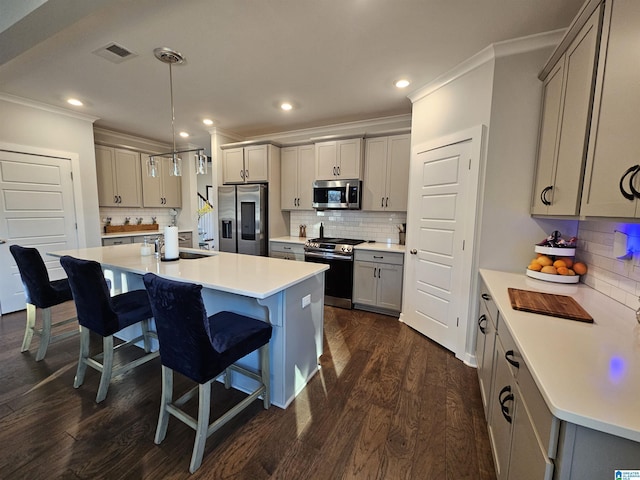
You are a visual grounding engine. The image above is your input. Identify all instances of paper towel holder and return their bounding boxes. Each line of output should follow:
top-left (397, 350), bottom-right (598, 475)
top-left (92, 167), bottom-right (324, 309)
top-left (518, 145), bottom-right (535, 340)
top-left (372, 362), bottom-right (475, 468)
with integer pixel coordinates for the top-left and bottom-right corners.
top-left (614, 230), bottom-right (632, 259)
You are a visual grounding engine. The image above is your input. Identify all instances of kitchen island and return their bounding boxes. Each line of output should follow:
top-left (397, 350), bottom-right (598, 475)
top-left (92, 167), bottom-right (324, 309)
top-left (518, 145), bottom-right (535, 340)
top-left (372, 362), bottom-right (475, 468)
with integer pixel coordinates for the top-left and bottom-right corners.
top-left (49, 244), bottom-right (328, 408)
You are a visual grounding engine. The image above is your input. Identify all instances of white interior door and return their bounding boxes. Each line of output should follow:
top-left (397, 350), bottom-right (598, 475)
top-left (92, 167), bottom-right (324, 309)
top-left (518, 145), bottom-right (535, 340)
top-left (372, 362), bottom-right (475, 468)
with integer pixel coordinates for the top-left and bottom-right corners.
top-left (401, 127), bottom-right (482, 357)
top-left (0, 150), bottom-right (78, 314)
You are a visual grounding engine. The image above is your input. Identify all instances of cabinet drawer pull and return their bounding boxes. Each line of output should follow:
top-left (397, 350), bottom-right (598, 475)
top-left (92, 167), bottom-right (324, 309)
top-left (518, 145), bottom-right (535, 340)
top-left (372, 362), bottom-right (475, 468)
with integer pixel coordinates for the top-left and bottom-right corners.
top-left (337, 166), bottom-right (340, 176)
top-left (478, 314), bottom-right (487, 334)
top-left (381, 197), bottom-right (385, 207)
top-left (481, 293), bottom-right (490, 301)
top-left (240, 169), bottom-right (244, 179)
top-left (284, 246), bottom-right (291, 250)
top-left (373, 267), bottom-right (377, 278)
top-left (499, 385), bottom-right (513, 424)
top-left (385, 197), bottom-right (389, 207)
top-left (373, 255), bottom-right (383, 259)
top-left (505, 350), bottom-right (520, 369)
top-left (245, 169), bottom-right (249, 179)
top-left (333, 166), bottom-right (337, 176)
top-left (540, 185), bottom-right (553, 206)
top-left (619, 165), bottom-right (639, 201)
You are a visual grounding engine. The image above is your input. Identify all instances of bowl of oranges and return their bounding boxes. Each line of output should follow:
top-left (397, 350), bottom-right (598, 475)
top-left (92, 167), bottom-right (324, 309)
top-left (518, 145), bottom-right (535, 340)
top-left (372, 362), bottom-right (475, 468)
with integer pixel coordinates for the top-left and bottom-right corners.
top-left (526, 246), bottom-right (587, 284)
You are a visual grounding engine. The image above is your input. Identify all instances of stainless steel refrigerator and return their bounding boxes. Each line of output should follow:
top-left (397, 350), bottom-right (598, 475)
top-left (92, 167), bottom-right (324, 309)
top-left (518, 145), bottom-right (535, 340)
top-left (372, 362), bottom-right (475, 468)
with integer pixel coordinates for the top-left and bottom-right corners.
top-left (218, 184), bottom-right (268, 256)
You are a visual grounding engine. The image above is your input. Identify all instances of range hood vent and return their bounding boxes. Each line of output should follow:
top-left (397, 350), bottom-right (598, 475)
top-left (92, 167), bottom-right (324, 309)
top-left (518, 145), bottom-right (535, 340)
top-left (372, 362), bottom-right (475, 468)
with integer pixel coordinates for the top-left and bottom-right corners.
top-left (92, 42), bottom-right (137, 63)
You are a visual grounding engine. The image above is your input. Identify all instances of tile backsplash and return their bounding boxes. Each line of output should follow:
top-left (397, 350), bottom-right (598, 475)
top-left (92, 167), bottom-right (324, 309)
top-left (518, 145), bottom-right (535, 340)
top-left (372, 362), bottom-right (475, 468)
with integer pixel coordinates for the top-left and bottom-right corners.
top-left (577, 220), bottom-right (640, 311)
top-left (289, 210), bottom-right (407, 244)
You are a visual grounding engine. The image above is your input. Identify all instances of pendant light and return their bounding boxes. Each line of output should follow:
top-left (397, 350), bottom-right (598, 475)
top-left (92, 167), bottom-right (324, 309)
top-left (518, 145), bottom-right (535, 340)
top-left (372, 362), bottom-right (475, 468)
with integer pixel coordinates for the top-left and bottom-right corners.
top-left (148, 47), bottom-right (207, 177)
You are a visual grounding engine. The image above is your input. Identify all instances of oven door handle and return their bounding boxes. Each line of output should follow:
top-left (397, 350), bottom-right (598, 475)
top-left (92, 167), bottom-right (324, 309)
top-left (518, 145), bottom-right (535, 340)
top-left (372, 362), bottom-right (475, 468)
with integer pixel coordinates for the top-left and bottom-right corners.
top-left (304, 251), bottom-right (353, 261)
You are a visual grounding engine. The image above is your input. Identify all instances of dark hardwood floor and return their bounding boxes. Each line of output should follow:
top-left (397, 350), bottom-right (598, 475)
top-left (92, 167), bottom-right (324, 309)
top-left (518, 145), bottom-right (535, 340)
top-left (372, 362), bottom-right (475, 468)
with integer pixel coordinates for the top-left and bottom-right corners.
top-left (0, 302), bottom-right (496, 479)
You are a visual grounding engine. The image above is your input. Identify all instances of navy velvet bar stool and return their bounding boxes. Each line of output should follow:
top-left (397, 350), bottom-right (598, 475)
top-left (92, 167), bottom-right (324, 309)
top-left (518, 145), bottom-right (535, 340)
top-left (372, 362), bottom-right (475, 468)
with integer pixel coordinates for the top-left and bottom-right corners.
top-left (10, 245), bottom-right (77, 361)
top-left (143, 273), bottom-right (272, 474)
top-left (60, 255), bottom-right (159, 403)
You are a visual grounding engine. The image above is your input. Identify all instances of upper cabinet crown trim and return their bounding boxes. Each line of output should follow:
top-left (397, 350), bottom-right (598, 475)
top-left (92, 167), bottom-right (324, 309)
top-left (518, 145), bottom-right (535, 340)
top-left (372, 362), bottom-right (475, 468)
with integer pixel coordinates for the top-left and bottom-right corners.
top-left (539, 0), bottom-right (604, 80)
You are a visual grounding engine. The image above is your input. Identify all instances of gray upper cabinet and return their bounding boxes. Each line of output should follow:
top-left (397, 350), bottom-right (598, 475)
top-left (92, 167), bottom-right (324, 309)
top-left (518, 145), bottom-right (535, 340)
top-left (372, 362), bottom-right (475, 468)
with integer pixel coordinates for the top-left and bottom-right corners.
top-left (95, 145), bottom-right (142, 207)
top-left (281, 144), bottom-right (314, 210)
top-left (222, 144), bottom-right (269, 184)
top-left (581, 0), bottom-right (640, 217)
top-left (363, 134), bottom-right (410, 212)
top-left (140, 156), bottom-right (181, 208)
top-left (314, 138), bottom-right (363, 180)
top-left (531, 2), bottom-right (602, 216)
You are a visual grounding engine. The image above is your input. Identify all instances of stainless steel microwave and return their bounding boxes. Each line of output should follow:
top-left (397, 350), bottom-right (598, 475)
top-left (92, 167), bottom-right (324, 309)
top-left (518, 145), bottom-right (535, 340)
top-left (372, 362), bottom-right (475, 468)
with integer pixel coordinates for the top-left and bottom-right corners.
top-left (312, 179), bottom-right (361, 210)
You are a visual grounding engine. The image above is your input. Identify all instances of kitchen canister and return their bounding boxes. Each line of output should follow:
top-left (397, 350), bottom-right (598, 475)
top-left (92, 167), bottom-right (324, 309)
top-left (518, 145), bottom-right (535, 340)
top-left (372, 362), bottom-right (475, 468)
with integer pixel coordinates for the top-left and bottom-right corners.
top-left (164, 226), bottom-right (179, 260)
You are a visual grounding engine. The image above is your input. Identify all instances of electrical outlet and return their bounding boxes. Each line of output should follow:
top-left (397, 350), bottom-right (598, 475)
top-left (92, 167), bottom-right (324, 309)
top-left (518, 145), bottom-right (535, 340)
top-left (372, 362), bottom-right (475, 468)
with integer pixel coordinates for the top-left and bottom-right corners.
top-left (302, 294), bottom-right (311, 309)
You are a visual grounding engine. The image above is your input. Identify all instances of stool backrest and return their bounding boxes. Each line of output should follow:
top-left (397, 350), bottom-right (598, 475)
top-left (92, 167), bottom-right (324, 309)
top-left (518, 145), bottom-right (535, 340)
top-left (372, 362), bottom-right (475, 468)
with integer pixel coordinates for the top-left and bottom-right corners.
top-left (10, 245), bottom-right (58, 308)
top-left (59, 255), bottom-right (117, 336)
top-left (143, 273), bottom-right (222, 383)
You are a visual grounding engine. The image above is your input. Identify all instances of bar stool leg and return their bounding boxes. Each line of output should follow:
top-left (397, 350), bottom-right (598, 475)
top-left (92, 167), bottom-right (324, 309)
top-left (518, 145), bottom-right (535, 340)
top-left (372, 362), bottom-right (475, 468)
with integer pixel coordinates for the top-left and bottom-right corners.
top-left (261, 344), bottom-right (270, 409)
top-left (190, 381), bottom-right (212, 474)
top-left (155, 366), bottom-right (173, 444)
top-left (74, 326), bottom-right (90, 388)
top-left (96, 335), bottom-right (114, 403)
top-left (21, 303), bottom-right (37, 353)
top-left (141, 318), bottom-right (152, 353)
top-left (35, 307), bottom-right (53, 361)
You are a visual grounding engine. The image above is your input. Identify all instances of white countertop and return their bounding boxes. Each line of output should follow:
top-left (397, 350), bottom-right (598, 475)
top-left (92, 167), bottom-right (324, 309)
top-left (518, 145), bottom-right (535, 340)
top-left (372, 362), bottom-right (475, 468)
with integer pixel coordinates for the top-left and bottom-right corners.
top-left (480, 268), bottom-right (640, 443)
top-left (269, 236), bottom-right (406, 253)
top-left (50, 244), bottom-right (328, 299)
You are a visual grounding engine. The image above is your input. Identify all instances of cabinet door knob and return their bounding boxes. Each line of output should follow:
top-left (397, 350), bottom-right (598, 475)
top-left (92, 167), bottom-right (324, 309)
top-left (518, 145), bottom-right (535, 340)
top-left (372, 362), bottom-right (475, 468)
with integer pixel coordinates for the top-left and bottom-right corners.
top-left (505, 350), bottom-right (520, 369)
top-left (540, 185), bottom-right (553, 206)
top-left (478, 314), bottom-right (487, 334)
top-left (619, 165), bottom-right (639, 201)
top-left (410, 249), bottom-right (417, 255)
top-left (498, 385), bottom-right (513, 424)
top-left (630, 166), bottom-right (640, 199)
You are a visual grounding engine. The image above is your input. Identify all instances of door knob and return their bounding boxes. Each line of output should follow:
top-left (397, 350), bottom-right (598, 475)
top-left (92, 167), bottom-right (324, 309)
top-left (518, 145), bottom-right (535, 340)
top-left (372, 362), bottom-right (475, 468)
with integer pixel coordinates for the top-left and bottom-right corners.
top-left (410, 249), bottom-right (417, 255)
top-left (0, 238), bottom-right (6, 244)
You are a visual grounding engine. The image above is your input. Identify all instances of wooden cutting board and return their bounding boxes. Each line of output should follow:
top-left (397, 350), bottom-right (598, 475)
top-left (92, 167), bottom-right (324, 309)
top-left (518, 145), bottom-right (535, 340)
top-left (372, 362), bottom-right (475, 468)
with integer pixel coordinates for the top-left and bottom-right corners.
top-left (508, 288), bottom-right (593, 323)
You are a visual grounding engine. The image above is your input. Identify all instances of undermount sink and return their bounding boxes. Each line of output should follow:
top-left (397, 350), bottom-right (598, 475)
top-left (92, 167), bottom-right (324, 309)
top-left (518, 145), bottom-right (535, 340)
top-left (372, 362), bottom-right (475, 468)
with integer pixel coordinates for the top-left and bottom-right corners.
top-left (178, 251), bottom-right (212, 259)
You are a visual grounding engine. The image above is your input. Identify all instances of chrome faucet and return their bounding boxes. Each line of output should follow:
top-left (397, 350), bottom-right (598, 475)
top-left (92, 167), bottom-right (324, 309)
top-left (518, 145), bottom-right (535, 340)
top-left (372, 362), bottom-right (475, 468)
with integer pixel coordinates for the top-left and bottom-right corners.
top-left (154, 235), bottom-right (164, 256)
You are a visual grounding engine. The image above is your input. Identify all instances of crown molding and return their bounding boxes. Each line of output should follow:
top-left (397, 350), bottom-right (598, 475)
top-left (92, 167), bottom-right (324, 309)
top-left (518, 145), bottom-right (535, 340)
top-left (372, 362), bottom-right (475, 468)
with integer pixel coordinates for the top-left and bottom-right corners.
top-left (0, 93), bottom-right (100, 123)
top-left (408, 29), bottom-right (566, 103)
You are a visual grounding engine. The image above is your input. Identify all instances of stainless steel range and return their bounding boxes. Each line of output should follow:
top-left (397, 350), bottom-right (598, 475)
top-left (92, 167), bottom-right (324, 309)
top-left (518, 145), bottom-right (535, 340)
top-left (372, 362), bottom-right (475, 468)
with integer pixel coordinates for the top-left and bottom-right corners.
top-left (304, 237), bottom-right (365, 309)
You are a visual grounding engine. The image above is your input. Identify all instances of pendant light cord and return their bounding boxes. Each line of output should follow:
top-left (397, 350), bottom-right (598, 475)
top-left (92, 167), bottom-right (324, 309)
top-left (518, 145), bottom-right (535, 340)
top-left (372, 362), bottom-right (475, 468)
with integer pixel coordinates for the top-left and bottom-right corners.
top-left (169, 62), bottom-right (176, 158)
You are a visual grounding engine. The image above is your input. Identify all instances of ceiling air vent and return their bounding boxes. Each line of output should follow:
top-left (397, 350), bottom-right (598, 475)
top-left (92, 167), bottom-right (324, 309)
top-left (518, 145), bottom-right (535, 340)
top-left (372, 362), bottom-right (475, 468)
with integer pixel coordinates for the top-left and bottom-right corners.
top-left (92, 42), bottom-right (137, 64)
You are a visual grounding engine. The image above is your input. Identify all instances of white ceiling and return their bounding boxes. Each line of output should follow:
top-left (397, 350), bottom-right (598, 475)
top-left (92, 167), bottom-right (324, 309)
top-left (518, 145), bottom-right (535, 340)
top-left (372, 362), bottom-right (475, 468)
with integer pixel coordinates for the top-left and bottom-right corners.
top-left (0, 0), bottom-right (585, 151)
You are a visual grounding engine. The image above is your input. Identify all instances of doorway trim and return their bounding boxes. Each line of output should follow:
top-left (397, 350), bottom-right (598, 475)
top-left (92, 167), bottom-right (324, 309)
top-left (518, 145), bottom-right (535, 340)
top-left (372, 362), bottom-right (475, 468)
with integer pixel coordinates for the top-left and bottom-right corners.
top-left (400, 125), bottom-right (487, 365)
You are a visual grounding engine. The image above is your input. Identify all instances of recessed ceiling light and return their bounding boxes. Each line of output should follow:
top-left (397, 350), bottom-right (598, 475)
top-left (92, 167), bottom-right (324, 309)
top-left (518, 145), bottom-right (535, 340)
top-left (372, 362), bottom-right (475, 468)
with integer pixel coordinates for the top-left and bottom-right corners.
top-left (67, 98), bottom-right (83, 106)
top-left (202, 118), bottom-right (213, 126)
top-left (395, 79), bottom-right (410, 89)
top-left (280, 102), bottom-right (293, 111)
top-left (179, 131), bottom-right (189, 138)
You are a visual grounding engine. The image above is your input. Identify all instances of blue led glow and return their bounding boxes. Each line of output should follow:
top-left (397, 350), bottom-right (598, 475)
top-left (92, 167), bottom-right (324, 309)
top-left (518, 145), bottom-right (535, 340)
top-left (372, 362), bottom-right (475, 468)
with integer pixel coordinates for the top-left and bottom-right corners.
top-left (609, 356), bottom-right (626, 384)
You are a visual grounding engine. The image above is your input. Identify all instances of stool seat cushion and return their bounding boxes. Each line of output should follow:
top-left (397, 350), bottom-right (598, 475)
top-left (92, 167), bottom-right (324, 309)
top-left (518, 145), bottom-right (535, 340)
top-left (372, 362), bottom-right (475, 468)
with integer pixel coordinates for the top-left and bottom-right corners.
top-left (111, 290), bottom-right (154, 331)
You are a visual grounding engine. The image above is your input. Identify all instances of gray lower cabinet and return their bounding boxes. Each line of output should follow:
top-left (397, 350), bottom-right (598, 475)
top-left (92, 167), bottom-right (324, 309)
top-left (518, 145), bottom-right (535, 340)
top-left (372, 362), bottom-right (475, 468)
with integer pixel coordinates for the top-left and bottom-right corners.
top-left (353, 250), bottom-right (403, 314)
top-left (102, 236), bottom-right (133, 246)
top-left (486, 320), bottom-right (557, 480)
top-left (270, 241), bottom-right (304, 261)
top-left (475, 280), bottom-right (498, 417)
top-left (102, 231), bottom-right (192, 248)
